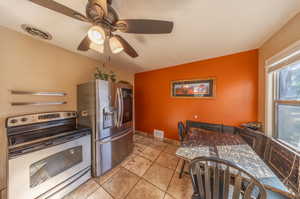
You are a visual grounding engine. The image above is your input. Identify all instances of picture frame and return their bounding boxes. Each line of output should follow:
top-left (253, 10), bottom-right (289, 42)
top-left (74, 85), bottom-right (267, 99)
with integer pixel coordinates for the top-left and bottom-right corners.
top-left (171, 78), bottom-right (216, 98)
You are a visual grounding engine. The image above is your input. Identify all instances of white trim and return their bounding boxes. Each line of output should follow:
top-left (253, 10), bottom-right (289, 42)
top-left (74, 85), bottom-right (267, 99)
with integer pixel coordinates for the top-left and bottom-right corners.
top-left (264, 39), bottom-right (300, 136)
top-left (264, 70), bottom-right (274, 136)
top-left (265, 40), bottom-right (300, 72)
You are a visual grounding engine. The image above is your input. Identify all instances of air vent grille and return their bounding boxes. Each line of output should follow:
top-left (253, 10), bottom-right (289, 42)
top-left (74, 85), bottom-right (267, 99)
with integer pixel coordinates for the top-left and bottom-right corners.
top-left (21, 24), bottom-right (52, 40)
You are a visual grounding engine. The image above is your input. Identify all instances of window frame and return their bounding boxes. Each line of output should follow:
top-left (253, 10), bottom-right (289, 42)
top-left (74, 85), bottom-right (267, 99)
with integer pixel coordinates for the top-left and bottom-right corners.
top-left (272, 66), bottom-right (300, 151)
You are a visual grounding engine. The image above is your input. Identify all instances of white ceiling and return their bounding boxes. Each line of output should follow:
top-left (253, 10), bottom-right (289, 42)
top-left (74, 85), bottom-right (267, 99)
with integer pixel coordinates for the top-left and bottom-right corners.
top-left (1, 0), bottom-right (300, 72)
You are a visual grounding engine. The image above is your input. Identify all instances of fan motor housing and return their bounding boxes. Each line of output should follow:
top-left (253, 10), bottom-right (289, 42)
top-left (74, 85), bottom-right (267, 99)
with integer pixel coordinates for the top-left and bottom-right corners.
top-left (86, 2), bottom-right (104, 21)
top-left (86, 3), bottom-right (118, 25)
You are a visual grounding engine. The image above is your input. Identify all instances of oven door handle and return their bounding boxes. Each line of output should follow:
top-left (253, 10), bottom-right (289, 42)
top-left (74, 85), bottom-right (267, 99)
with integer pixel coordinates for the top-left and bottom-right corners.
top-left (98, 129), bottom-right (132, 144)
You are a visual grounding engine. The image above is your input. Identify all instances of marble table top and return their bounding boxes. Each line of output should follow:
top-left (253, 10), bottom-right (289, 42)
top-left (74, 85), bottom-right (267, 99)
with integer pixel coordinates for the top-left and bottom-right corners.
top-left (176, 128), bottom-right (291, 195)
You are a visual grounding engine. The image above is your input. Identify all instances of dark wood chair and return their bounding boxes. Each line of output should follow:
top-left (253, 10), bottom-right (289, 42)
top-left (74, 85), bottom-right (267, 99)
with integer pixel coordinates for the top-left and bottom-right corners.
top-left (266, 190), bottom-right (290, 199)
top-left (186, 120), bottom-right (223, 133)
top-left (189, 156), bottom-right (267, 199)
top-left (178, 121), bottom-right (186, 142)
top-left (221, 125), bottom-right (236, 134)
top-left (178, 121), bottom-right (188, 178)
top-left (235, 127), bottom-right (268, 159)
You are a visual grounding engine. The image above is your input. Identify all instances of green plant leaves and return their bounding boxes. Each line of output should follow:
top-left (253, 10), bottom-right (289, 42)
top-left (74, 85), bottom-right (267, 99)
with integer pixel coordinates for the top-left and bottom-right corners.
top-left (95, 67), bottom-right (116, 82)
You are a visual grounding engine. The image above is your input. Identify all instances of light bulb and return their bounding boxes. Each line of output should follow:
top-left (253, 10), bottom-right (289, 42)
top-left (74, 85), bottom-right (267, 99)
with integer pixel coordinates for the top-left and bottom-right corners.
top-left (109, 36), bottom-right (124, 54)
top-left (89, 43), bottom-right (104, 53)
top-left (88, 26), bottom-right (105, 45)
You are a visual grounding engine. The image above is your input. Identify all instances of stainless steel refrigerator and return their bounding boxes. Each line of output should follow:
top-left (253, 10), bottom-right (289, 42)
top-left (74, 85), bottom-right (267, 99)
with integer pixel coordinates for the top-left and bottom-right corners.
top-left (77, 80), bottom-right (133, 177)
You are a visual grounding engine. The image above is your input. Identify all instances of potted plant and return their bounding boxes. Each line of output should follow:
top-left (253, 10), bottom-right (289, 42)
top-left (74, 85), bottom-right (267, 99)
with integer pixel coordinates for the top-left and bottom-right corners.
top-left (94, 67), bottom-right (116, 82)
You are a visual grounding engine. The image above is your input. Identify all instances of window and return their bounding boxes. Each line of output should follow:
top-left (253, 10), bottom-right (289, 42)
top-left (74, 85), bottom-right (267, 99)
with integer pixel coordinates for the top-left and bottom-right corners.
top-left (273, 62), bottom-right (300, 150)
top-left (266, 40), bottom-right (300, 150)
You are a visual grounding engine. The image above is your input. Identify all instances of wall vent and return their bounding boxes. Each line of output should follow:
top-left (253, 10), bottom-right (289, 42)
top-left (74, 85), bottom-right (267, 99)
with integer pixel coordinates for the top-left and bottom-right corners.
top-left (21, 24), bottom-right (52, 40)
top-left (154, 129), bottom-right (164, 139)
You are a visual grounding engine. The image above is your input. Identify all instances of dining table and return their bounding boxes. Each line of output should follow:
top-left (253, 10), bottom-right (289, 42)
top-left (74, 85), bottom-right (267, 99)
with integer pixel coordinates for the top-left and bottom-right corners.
top-left (175, 127), bottom-right (293, 198)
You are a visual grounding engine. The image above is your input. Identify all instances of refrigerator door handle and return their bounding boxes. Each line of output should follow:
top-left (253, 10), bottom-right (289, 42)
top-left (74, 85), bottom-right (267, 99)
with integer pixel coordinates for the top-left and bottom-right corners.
top-left (117, 88), bottom-right (122, 128)
top-left (114, 88), bottom-right (121, 128)
top-left (114, 88), bottom-right (118, 128)
top-left (119, 88), bottom-right (124, 127)
top-left (97, 129), bottom-right (132, 144)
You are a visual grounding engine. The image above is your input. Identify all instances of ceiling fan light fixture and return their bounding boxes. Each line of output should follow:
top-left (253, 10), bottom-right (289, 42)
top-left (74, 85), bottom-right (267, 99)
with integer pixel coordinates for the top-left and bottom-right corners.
top-left (89, 42), bottom-right (104, 53)
top-left (109, 36), bottom-right (124, 54)
top-left (88, 26), bottom-right (105, 45)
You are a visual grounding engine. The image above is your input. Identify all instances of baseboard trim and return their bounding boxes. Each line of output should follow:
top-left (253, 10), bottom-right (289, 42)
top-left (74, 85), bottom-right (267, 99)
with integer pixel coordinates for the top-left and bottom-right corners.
top-left (134, 130), bottom-right (180, 146)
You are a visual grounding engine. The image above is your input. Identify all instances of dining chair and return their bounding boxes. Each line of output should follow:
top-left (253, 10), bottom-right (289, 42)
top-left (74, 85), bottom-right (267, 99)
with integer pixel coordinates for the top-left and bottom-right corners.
top-left (178, 121), bottom-right (188, 178)
top-left (186, 120), bottom-right (222, 133)
top-left (189, 156), bottom-right (267, 199)
top-left (178, 121), bottom-right (186, 142)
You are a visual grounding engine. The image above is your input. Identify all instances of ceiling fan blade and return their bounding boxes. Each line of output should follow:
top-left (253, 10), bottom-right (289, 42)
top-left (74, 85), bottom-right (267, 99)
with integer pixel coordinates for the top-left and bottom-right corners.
top-left (77, 36), bottom-right (91, 51)
top-left (89, 0), bottom-right (108, 16)
top-left (29, 0), bottom-right (89, 22)
top-left (114, 35), bottom-right (138, 58)
top-left (116, 19), bottom-right (174, 34)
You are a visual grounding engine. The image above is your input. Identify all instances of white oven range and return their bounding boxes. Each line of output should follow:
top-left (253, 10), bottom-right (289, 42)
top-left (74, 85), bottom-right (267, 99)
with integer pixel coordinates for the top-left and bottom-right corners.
top-left (6, 112), bottom-right (91, 199)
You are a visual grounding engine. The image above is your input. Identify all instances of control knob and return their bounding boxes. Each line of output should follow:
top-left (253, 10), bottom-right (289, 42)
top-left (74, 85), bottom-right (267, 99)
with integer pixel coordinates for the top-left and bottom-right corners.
top-left (10, 119), bottom-right (18, 124)
top-left (21, 118), bottom-right (28, 122)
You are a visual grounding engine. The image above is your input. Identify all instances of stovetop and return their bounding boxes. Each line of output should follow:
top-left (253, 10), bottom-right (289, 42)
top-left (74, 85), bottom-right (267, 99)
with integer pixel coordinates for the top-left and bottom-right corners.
top-left (6, 111), bottom-right (91, 157)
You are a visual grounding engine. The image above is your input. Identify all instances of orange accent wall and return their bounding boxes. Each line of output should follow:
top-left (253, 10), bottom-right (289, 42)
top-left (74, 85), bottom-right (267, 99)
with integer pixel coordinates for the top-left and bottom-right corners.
top-left (134, 50), bottom-right (259, 140)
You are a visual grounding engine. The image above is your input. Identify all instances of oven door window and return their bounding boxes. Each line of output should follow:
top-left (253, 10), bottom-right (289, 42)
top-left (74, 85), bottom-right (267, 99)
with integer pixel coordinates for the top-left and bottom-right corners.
top-left (30, 146), bottom-right (83, 188)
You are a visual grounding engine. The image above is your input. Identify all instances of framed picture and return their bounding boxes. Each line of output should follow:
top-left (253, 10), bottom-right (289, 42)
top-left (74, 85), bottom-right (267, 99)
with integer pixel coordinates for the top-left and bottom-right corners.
top-left (171, 78), bottom-right (216, 98)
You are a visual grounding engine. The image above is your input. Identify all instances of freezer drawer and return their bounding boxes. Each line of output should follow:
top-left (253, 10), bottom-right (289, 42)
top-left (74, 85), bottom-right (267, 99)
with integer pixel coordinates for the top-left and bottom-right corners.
top-left (1, 189), bottom-right (7, 199)
top-left (95, 130), bottom-right (133, 176)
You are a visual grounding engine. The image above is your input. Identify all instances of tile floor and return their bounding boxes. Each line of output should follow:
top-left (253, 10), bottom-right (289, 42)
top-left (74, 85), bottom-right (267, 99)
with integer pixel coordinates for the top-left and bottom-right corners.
top-left (63, 133), bottom-right (193, 199)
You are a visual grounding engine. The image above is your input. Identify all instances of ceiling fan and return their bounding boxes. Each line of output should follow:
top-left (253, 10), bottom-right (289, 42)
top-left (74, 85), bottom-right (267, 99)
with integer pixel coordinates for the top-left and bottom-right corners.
top-left (29, 0), bottom-right (174, 58)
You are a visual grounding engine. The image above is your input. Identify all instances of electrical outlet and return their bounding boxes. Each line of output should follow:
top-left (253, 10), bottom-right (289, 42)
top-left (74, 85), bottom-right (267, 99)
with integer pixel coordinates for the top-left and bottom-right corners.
top-left (154, 129), bottom-right (164, 139)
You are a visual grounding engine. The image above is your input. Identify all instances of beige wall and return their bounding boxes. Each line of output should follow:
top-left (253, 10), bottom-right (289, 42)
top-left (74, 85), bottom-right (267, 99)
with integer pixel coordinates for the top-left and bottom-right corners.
top-left (0, 26), bottom-right (134, 190)
top-left (258, 12), bottom-right (300, 130)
